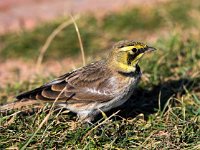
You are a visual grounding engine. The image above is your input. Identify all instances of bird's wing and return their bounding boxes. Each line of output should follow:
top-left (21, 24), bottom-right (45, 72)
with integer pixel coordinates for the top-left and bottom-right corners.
top-left (16, 61), bottom-right (117, 103)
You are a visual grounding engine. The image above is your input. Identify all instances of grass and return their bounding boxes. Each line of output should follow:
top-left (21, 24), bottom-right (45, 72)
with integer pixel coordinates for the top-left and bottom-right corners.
top-left (0, 0), bottom-right (200, 149)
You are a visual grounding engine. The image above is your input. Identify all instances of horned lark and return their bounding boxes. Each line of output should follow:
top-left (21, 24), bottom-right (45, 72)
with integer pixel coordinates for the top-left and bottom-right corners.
top-left (1, 40), bottom-right (156, 122)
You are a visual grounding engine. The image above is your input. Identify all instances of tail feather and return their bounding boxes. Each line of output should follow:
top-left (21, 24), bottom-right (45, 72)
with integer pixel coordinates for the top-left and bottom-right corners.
top-left (0, 100), bottom-right (41, 112)
top-left (1, 72), bottom-right (70, 113)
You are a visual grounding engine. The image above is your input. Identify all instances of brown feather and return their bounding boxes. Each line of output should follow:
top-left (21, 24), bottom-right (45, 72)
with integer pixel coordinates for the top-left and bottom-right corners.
top-left (16, 60), bottom-right (117, 103)
top-left (51, 81), bottom-right (66, 91)
top-left (41, 88), bottom-right (65, 99)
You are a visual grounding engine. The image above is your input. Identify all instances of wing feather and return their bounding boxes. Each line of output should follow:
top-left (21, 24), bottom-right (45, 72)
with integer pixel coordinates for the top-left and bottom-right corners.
top-left (16, 60), bottom-right (117, 103)
top-left (51, 81), bottom-right (66, 91)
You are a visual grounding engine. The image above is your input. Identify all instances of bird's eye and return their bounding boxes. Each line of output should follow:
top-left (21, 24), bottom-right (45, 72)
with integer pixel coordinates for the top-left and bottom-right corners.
top-left (132, 48), bottom-right (137, 53)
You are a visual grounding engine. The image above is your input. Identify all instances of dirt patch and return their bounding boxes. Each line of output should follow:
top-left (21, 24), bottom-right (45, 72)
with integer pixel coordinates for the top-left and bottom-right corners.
top-left (0, 58), bottom-right (83, 88)
top-left (0, 0), bottom-right (167, 34)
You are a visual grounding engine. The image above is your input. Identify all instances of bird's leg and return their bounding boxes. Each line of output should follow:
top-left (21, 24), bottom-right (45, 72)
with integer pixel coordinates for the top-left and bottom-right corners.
top-left (77, 111), bottom-right (96, 124)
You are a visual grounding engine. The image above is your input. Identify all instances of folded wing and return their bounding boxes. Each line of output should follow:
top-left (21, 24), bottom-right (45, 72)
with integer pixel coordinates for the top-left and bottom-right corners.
top-left (16, 61), bottom-right (116, 103)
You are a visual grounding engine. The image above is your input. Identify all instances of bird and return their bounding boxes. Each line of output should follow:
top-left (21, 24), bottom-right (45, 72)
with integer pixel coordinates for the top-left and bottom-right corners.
top-left (0, 40), bottom-right (156, 122)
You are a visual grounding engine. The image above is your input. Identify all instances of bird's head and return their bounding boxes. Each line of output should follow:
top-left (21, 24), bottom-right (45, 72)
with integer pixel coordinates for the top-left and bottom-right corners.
top-left (108, 40), bottom-right (156, 73)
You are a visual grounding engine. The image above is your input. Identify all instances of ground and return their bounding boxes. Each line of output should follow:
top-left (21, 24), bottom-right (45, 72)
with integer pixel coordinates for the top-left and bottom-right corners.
top-left (0, 0), bottom-right (200, 149)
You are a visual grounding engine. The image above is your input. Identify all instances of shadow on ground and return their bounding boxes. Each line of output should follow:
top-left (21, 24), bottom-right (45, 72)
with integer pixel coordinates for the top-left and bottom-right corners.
top-left (102, 77), bottom-right (200, 121)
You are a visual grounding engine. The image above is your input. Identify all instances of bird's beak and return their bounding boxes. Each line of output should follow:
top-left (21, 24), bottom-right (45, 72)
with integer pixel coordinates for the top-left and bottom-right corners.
top-left (145, 46), bottom-right (156, 53)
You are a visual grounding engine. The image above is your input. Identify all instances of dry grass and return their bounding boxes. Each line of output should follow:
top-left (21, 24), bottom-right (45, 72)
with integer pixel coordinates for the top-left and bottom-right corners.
top-left (36, 15), bottom-right (81, 72)
top-left (0, 0), bottom-right (200, 149)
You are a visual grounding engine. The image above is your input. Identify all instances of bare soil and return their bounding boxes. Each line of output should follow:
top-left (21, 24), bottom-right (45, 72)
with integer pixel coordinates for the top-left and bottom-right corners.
top-left (0, 0), bottom-right (164, 34)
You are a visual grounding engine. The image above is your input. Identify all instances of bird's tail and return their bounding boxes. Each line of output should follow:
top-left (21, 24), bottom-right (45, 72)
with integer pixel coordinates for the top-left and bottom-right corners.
top-left (0, 99), bottom-right (41, 112)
